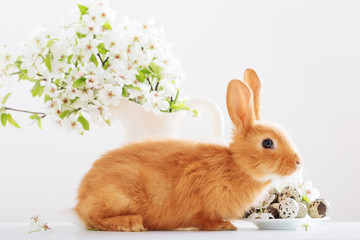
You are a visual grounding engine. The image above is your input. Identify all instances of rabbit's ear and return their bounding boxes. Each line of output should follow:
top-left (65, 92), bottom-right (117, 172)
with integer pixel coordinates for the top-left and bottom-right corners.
top-left (244, 68), bottom-right (261, 120)
top-left (226, 79), bottom-right (255, 133)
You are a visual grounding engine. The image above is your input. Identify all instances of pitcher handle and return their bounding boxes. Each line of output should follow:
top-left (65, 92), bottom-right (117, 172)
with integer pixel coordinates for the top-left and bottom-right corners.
top-left (186, 96), bottom-right (224, 142)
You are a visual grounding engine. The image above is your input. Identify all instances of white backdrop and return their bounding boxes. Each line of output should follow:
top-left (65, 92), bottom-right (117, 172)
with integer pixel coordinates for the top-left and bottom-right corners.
top-left (1, 0), bottom-right (359, 222)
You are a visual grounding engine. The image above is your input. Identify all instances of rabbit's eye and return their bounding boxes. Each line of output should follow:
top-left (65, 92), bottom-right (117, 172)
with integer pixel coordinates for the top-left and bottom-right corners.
top-left (262, 139), bottom-right (274, 149)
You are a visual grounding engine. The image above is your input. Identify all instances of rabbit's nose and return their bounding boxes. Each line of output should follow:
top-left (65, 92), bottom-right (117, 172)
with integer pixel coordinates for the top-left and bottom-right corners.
top-left (294, 154), bottom-right (302, 166)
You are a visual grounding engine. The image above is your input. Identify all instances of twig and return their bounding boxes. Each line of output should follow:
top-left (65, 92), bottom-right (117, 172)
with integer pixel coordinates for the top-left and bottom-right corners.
top-left (4, 107), bottom-right (46, 117)
top-left (97, 54), bottom-right (109, 67)
top-left (147, 78), bottom-right (153, 91)
top-left (169, 97), bottom-right (173, 113)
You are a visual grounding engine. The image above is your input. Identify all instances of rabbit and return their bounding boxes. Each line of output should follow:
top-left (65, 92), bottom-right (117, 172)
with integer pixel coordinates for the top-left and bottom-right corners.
top-left (75, 68), bottom-right (302, 231)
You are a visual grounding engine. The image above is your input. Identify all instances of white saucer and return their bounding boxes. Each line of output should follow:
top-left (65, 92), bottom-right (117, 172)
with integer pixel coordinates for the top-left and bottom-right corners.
top-left (242, 217), bottom-right (330, 230)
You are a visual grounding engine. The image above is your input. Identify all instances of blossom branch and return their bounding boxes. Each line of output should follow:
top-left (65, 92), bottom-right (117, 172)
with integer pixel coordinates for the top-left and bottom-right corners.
top-left (4, 107), bottom-right (46, 117)
top-left (0, 1), bottom-right (187, 132)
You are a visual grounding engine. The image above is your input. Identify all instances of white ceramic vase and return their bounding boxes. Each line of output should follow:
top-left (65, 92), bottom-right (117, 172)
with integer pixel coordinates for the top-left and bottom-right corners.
top-left (108, 96), bottom-right (224, 143)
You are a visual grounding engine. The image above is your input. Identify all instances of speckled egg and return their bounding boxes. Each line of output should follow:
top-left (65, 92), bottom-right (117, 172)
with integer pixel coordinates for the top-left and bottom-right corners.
top-left (265, 204), bottom-right (280, 219)
top-left (279, 186), bottom-right (302, 202)
top-left (308, 198), bottom-right (330, 218)
top-left (242, 208), bottom-right (256, 218)
top-left (247, 212), bottom-right (260, 220)
top-left (267, 187), bottom-right (280, 204)
top-left (271, 203), bottom-right (280, 211)
top-left (279, 198), bottom-right (299, 219)
top-left (296, 202), bottom-right (308, 218)
top-left (257, 213), bottom-right (275, 220)
top-left (247, 212), bottom-right (274, 220)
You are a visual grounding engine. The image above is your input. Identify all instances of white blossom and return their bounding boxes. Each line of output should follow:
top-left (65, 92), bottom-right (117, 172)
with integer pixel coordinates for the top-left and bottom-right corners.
top-left (78, 87), bottom-right (94, 102)
top-left (52, 42), bottom-right (69, 61)
top-left (65, 86), bottom-right (78, 100)
top-left (143, 91), bottom-right (169, 115)
top-left (98, 84), bottom-right (122, 106)
top-left (86, 62), bottom-right (102, 75)
top-left (80, 37), bottom-right (99, 59)
top-left (85, 75), bottom-right (102, 88)
top-left (64, 115), bottom-right (83, 133)
top-left (301, 180), bottom-right (321, 202)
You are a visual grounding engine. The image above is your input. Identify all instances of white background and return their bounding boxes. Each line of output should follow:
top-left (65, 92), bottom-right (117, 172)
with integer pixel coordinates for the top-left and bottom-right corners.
top-left (1, 0), bottom-right (359, 223)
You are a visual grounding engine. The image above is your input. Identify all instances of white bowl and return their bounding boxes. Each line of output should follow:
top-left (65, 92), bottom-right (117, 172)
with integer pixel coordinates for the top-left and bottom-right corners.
top-left (242, 217), bottom-right (330, 230)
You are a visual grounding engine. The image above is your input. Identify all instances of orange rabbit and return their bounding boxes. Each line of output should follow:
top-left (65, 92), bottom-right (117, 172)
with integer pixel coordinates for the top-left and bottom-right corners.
top-left (75, 68), bottom-right (302, 231)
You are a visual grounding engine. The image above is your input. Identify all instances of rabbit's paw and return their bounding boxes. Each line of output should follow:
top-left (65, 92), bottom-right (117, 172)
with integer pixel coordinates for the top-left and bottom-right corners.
top-left (198, 221), bottom-right (237, 231)
top-left (98, 215), bottom-right (147, 232)
top-left (116, 215), bottom-right (147, 232)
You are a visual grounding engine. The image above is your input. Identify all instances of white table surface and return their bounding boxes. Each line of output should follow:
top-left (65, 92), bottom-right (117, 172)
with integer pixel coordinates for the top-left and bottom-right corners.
top-left (1, 221), bottom-right (359, 240)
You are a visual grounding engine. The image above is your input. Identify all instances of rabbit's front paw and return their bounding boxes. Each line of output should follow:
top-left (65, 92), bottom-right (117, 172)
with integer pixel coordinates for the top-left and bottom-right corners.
top-left (115, 215), bottom-right (147, 232)
top-left (198, 221), bottom-right (237, 231)
top-left (91, 214), bottom-right (147, 232)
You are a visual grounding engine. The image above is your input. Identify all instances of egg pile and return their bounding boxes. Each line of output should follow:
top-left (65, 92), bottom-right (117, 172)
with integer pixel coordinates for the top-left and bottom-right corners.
top-left (244, 186), bottom-right (330, 220)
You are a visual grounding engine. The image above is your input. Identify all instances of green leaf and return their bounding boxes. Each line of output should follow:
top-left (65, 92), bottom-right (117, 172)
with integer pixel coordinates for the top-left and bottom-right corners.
top-left (76, 32), bottom-right (87, 39)
top-left (77, 116), bottom-right (89, 131)
top-left (30, 114), bottom-right (40, 120)
top-left (45, 52), bottom-right (52, 72)
top-left (140, 68), bottom-right (151, 74)
top-left (38, 85), bottom-right (45, 97)
top-left (37, 118), bottom-right (42, 129)
top-left (103, 60), bottom-right (110, 70)
top-left (148, 62), bottom-right (163, 76)
top-left (70, 96), bottom-right (79, 104)
top-left (1, 113), bottom-right (7, 127)
top-left (122, 87), bottom-right (128, 97)
top-left (103, 22), bottom-right (112, 30)
top-left (18, 71), bottom-right (28, 81)
top-left (2, 93), bottom-right (12, 104)
top-left (302, 195), bottom-right (310, 203)
top-left (125, 85), bottom-right (141, 91)
top-left (136, 71), bottom-right (146, 83)
top-left (14, 60), bottom-right (22, 69)
top-left (97, 43), bottom-right (108, 55)
top-left (7, 114), bottom-right (20, 128)
top-left (173, 89), bottom-right (179, 104)
top-left (77, 4), bottom-right (89, 16)
top-left (73, 77), bottom-right (87, 88)
top-left (59, 110), bottom-right (70, 120)
top-left (89, 54), bottom-right (98, 67)
top-left (31, 82), bottom-right (41, 97)
top-left (67, 54), bottom-right (73, 64)
top-left (170, 102), bottom-right (190, 111)
top-left (100, 114), bottom-right (111, 126)
top-left (44, 94), bottom-right (52, 103)
top-left (28, 78), bottom-right (40, 83)
top-left (9, 71), bottom-right (22, 76)
top-left (47, 39), bottom-right (58, 48)
top-left (148, 64), bottom-right (163, 80)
